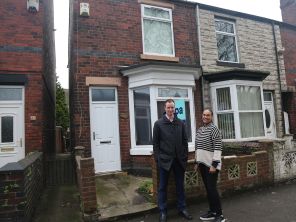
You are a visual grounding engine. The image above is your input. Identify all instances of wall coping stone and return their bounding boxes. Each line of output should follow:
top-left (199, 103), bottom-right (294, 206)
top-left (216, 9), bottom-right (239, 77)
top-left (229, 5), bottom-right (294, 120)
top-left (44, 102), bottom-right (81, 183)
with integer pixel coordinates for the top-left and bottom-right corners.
top-left (223, 155), bottom-right (237, 159)
top-left (0, 152), bottom-right (42, 173)
top-left (254, 150), bottom-right (268, 155)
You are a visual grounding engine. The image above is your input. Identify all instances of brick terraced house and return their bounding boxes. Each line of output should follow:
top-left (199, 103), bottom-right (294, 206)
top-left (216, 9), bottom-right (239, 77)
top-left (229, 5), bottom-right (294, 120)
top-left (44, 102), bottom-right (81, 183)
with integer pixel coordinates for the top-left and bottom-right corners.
top-left (69, 0), bottom-right (292, 174)
top-left (0, 0), bottom-right (56, 168)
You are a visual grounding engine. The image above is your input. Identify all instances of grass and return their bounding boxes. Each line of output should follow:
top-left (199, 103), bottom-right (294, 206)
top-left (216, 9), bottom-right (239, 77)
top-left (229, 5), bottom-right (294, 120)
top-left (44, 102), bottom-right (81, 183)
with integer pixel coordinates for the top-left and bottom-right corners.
top-left (137, 180), bottom-right (153, 202)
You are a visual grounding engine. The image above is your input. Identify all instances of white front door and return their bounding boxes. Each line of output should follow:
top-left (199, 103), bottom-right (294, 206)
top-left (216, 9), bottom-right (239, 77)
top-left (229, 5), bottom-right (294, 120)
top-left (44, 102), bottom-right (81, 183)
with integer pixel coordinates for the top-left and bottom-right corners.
top-left (264, 92), bottom-right (276, 138)
top-left (90, 87), bottom-right (121, 173)
top-left (0, 87), bottom-right (24, 168)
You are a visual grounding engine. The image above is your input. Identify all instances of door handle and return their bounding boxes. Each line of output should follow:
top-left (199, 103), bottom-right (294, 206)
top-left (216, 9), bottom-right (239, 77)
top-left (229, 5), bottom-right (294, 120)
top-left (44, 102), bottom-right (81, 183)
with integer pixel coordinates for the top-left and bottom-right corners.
top-left (93, 132), bottom-right (95, 140)
top-left (20, 138), bottom-right (22, 147)
top-left (100, 140), bottom-right (111, 144)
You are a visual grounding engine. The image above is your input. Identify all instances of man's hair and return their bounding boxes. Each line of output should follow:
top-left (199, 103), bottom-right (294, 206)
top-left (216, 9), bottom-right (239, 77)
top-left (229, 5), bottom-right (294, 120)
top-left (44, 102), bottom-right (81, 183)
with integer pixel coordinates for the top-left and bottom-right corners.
top-left (203, 108), bottom-right (213, 116)
top-left (164, 99), bottom-right (175, 107)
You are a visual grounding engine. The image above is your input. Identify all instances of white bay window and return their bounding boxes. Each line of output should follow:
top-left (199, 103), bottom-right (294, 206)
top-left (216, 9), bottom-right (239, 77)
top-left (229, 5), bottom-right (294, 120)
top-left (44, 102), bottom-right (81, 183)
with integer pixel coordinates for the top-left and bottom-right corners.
top-left (211, 80), bottom-right (266, 140)
top-left (130, 86), bottom-right (195, 154)
top-left (122, 64), bottom-right (201, 155)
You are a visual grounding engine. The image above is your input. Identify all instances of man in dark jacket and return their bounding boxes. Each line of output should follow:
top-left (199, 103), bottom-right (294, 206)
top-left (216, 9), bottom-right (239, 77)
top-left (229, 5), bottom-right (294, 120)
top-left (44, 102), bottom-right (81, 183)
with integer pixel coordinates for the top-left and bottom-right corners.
top-left (153, 99), bottom-right (192, 222)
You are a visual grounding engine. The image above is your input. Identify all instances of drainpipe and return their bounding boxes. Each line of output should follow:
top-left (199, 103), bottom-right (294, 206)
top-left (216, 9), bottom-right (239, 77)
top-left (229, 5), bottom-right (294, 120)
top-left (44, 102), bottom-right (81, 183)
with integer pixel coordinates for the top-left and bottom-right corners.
top-left (271, 21), bottom-right (285, 136)
top-left (195, 4), bottom-right (205, 112)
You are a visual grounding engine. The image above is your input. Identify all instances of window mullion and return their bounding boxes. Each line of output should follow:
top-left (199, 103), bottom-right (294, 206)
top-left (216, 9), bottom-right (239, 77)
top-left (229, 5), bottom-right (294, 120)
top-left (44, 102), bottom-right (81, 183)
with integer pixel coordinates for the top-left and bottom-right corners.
top-left (211, 87), bottom-right (218, 125)
top-left (128, 89), bottom-right (136, 149)
top-left (216, 31), bottom-right (236, 37)
top-left (260, 85), bottom-right (267, 136)
top-left (150, 86), bottom-right (158, 133)
top-left (188, 88), bottom-right (195, 146)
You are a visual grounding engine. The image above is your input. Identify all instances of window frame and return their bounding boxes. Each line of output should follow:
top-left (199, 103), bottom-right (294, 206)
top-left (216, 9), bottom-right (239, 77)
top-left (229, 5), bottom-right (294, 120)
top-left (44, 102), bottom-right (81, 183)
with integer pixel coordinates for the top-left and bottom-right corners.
top-left (129, 85), bottom-right (196, 155)
top-left (0, 86), bottom-right (24, 104)
top-left (141, 4), bottom-right (175, 57)
top-left (215, 18), bottom-right (239, 63)
top-left (211, 80), bottom-right (266, 141)
top-left (90, 87), bottom-right (117, 104)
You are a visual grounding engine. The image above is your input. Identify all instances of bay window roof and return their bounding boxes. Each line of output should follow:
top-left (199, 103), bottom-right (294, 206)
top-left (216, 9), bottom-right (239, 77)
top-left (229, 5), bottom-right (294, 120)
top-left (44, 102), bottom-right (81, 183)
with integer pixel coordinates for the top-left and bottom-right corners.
top-left (203, 69), bottom-right (270, 83)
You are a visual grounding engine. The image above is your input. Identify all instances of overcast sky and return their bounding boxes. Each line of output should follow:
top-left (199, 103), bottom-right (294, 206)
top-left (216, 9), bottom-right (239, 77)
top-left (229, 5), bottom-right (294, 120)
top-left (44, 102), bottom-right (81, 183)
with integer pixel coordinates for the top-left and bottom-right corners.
top-left (54, 0), bottom-right (282, 89)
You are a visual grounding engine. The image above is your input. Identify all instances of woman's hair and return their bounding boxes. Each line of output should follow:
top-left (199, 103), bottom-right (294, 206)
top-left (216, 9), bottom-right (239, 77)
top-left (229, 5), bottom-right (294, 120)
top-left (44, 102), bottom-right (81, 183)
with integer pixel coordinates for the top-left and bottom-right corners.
top-left (203, 108), bottom-right (213, 116)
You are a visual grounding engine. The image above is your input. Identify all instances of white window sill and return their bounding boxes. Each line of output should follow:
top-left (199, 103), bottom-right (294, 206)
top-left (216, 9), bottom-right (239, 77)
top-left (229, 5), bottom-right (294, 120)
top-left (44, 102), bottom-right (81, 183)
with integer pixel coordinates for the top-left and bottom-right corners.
top-left (0, 152), bottom-right (17, 157)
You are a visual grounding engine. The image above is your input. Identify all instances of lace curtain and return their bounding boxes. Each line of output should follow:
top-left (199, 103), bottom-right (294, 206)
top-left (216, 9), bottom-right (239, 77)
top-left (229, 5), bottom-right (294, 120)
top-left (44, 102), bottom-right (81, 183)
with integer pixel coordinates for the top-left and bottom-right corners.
top-left (237, 86), bottom-right (264, 138)
top-left (143, 6), bottom-right (173, 55)
top-left (143, 20), bottom-right (173, 55)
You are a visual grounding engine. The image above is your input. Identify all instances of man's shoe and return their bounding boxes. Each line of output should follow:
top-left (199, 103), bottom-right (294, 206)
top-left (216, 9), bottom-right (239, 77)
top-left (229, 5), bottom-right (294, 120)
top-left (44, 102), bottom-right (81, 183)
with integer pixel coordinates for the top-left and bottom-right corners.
top-left (214, 215), bottom-right (226, 222)
top-left (199, 211), bottom-right (216, 221)
top-left (179, 209), bottom-right (193, 220)
top-left (159, 212), bottom-right (167, 222)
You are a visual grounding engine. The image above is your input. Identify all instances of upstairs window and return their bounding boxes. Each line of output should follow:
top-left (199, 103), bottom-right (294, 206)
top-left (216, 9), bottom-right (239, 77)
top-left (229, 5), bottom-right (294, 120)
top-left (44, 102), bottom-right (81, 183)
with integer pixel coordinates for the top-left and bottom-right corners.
top-left (215, 19), bottom-right (238, 63)
top-left (141, 4), bottom-right (175, 56)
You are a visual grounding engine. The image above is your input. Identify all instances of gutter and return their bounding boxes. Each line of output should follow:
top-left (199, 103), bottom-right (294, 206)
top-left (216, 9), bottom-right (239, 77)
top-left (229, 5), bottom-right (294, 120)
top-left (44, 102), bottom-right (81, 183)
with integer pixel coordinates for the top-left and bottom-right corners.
top-left (195, 4), bottom-right (204, 111)
top-left (271, 21), bottom-right (285, 135)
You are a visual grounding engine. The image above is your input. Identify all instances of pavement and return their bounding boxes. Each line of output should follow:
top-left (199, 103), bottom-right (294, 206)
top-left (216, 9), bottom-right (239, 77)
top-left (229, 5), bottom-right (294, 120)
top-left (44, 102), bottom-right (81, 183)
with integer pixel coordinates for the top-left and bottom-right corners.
top-left (32, 175), bottom-right (296, 222)
top-left (33, 185), bottom-right (82, 222)
top-left (116, 179), bottom-right (296, 222)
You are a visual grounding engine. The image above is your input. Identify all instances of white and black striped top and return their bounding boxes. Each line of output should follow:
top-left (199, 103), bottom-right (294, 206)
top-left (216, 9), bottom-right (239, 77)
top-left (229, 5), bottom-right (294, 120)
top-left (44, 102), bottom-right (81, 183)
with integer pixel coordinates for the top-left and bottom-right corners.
top-left (195, 122), bottom-right (222, 170)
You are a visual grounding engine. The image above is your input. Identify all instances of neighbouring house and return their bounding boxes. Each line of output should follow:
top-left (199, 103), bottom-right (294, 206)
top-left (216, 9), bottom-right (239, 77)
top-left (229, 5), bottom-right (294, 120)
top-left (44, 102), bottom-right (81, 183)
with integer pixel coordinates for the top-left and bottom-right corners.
top-left (0, 0), bottom-right (56, 168)
top-left (280, 0), bottom-right (296, 137)
top-left (197, 4), bottom-right (287, 140)
top-left (69, 0), bottom-right (293, 175)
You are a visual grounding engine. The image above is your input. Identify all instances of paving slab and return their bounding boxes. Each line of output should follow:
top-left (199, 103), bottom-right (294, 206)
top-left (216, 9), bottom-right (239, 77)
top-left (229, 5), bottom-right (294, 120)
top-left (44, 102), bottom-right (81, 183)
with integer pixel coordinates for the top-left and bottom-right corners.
top-left (95, 174), bottom-right (156, 220)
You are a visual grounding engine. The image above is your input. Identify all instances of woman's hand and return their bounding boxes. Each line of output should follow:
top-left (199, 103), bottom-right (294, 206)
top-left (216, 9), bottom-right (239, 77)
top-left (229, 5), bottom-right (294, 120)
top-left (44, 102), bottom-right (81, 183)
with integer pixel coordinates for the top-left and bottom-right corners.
top-left (209, 166), bottom-right (216, 173)
top-left (194, 163), bottom-right (199, 171)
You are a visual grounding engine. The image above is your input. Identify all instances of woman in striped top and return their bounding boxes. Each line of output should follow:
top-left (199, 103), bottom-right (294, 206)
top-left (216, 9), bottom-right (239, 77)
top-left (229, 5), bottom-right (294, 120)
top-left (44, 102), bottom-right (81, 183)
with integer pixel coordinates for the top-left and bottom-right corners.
top-left (195, 109), bottom-right (225, 222)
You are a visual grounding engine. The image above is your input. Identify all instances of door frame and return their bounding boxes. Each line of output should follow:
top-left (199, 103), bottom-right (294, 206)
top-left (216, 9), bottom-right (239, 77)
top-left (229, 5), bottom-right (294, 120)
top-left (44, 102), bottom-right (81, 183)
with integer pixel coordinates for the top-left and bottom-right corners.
top-left (89, 86), bottom-right (121, 173)
top-left (263, 91), bottom-right (276, 138)
top-left (0, 86), bottom-right (25, 165)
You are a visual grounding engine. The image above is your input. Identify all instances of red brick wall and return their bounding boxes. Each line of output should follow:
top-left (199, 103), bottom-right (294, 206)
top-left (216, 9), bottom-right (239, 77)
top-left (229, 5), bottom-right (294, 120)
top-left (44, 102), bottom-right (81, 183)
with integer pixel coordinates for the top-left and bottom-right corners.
top-left (283, 92), bottom-right (296, 135)
top-left (75, 156), bottom-right (98, 214)
top-left (152, 142), bottom-right (274, 203)
top-left (280, 0), bottom-right (296, 136)
top-left (281, 0), bottom-right (296, 25)
top-left (69, 0), bottom-right (200, 168)
top-left (25, 73), bottom-right (44, 152)
top-left (0, 152), bottom-right (43, 222)
top-left (0, 0), bottom-right (43, 71)
top-left (280, 27), bottom-right (296, 86)
top-left (0, 0), bottom-right (55, 154)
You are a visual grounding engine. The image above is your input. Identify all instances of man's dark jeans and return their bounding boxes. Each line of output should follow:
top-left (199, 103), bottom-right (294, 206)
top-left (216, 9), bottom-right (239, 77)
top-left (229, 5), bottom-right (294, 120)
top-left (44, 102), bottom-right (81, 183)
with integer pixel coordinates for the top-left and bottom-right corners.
top-left (158, 159), bottom-right (186, 213)
top-left (199, 163), bottom-right (222, 215)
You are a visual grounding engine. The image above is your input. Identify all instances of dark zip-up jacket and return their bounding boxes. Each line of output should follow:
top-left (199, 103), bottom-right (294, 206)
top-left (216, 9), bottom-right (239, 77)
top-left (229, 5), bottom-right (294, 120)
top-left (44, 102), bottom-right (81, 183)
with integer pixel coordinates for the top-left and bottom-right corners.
top-left (153, 114), bottom-right (189, 171)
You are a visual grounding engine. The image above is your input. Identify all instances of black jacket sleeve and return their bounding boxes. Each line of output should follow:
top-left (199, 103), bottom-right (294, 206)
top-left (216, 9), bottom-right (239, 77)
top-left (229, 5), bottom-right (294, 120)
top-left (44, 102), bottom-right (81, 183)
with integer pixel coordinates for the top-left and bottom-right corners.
top-left (152, 121), bottom-right (160, 162)
top-left (182, 121), bottom-right (189, 159)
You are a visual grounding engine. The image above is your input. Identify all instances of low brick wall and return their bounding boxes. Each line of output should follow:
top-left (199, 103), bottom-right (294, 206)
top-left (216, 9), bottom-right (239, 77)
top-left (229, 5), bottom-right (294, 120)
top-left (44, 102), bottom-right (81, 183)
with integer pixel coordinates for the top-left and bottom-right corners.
top-left (273, 136), bottom-right (296, 181)
top-left (152, 141), bottom-right (274, 203)
top-left (75, 147), bottom-right (98, 218)
top-left (0, 152), bottom-right (43, 222)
